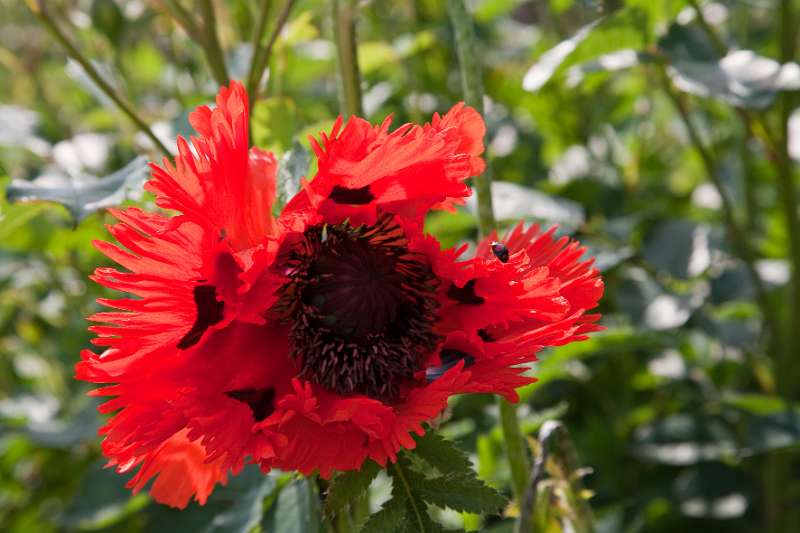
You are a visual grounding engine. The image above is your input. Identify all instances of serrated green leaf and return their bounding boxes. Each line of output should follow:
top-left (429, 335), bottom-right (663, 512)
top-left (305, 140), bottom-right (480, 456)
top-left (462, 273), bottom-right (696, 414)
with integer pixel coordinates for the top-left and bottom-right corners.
top-left (413, 432), bottom-right (472, 475)
top-left (5, 156), bottom-right (148, 222)
top-left (411, 472), bottom-right (506, 515)
top-left (358, 492), bottom-right (407, 533)
top-left (324, 460), bottom-right (381, 518)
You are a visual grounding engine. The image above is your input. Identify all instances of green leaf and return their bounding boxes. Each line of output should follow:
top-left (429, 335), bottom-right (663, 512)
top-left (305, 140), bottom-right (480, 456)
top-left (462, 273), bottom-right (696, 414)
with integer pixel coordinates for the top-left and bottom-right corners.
top-left (148, 466), bottom-right (277, 533)
top-left (643, 219), bottom-right (708, 279)
top-left (59, 459), bottom-right (148, 530)
top-left (5, 156), bottom-right (149, 222)
top-left (672, 463), bottom-right (750, 519)
top-left (277, 140), bottom-right (311, 208)
top-left (657, 21), bottom-right (719, 62)
top-left (91, 0), bottom-right (125, 45)
top-left (324, 460), bottom-right (381, 518)
top-left (468, 181), bottom-right (584, 231)
top-left (262, 478), bottom-right (321, 533)
top-left (413, 432), bottom-right (472, 475)
top-left (565, 49), bottom-right (651, 87)
top-left (667, 50), bottom-right (800, 109)
top-left (522, 5), bottom-right (662, 92)
top-left (659, 21), bottom-right (800, 109)
top-left (523, 19), bottom-right (602, 92)
top-left (632, 414), bottom-right (737, 465)
top-left (18, 401), bottom-right (100, 449)
top-left (723, 394), bottom-right (797, 415)
top-left (411, 472), bottom-right (506, 514)
top-left (252, 97), bottom-right (298, 153)
top-left (358, 492), bottom-right (408, 533)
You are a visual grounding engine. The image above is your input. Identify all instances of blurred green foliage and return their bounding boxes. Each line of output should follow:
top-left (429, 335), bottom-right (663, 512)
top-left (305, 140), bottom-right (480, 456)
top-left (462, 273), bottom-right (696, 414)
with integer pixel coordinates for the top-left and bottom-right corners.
top-left (2, 0), bottom-right (800, 532)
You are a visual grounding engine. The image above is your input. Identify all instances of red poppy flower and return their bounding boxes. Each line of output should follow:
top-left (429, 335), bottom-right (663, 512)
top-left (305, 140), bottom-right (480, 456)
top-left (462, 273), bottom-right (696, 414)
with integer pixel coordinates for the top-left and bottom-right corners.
top-left (78, 81), bottom-right (603, 509)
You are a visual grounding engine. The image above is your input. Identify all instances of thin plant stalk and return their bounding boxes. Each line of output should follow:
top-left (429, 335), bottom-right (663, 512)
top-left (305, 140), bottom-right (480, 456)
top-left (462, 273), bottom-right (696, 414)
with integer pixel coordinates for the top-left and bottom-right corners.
top-left (154, 0), bottom-right (227, 86)
top-left (776, 0), bottom-right (800, 400)
top-left (246, 0), bottom-right (296, 108)
top-left (447, 0), bottom-right (495, 233)
top-left (245, 0), bottom-right (273, 101)
top-left (447, 0), bottom-right (529, 505)
top-left (658, 71), bottom-right (776, 331)
top-left (28, 0), bottom-right (170, 156)
top-left (332, 0), bottom-right (363, 117)
top-left (198, 0), bottom-right (229, 86)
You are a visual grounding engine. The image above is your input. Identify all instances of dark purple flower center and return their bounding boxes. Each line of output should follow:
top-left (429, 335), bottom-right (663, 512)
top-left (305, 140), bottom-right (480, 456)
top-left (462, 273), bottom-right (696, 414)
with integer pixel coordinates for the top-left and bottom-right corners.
top-left (274, 214), bottom-right (440, 400)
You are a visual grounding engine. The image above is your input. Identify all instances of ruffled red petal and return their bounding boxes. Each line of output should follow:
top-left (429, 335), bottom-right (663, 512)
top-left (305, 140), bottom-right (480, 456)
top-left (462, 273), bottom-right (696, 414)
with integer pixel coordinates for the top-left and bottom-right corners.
top-left (413, 222), bottom-right (603, 402)
top-left (127, 429), bottom-right (229, 509)
top-left (260, 366), bottom-right (471, 478)
top-left (147, 81), bottom-right (278, 251)
top-left (281, 103), bottom-right (484, 229)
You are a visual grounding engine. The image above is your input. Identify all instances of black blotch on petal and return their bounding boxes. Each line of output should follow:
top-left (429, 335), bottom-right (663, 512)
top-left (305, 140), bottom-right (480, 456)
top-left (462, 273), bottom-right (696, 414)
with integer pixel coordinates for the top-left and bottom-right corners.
top-left (446, 279), bottom-right (485, 305)
top-left (226, 387), bottom-right (276, 422)
top-left (440, 348), bottom-right (476, 368)
top-left (477, 328), bottom-right (495, 342)
top-left (329, 185), bottom-right (375, 205)
top-left (177, 285), bottom-right (225, 349)
top-left (426, 349), bottom-right (476, 382)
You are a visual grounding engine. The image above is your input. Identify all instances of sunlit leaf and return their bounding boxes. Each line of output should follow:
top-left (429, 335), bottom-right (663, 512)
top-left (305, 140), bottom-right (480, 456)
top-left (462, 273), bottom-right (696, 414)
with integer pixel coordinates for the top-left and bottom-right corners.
top-left (5, 156), bottom-right (149, 222)
top-left (252, 97), bottom-right (299, 153)
top-left (523, 19), bottom-right (602, 92)
top-left (468, 181), bottom-right (584, 231)
top-left (667, 50), bottom-right (800, 109)
top-left (324, 461), bottom-right (381, 519)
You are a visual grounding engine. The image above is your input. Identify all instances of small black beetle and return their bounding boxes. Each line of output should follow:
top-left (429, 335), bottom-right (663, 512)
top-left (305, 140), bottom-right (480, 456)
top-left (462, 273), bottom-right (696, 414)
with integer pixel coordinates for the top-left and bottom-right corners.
top-left (491, 241), bottom-right (509, 263)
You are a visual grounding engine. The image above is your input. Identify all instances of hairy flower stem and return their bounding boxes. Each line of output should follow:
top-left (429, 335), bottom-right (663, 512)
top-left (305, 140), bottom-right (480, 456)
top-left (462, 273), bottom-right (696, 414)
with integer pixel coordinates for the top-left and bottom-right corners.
top-left (332, 0), bottom-right (363, 117)
top-left (28, 0), bottom-right (170, 156)
top-left (246, 0), bottom-right (296, 109)
top-left (448, 0), bottom-right (529, 506)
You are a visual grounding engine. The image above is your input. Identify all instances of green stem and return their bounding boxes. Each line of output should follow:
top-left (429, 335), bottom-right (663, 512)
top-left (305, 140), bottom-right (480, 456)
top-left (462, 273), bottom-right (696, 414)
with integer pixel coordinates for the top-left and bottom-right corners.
top-left (768, 4), bottom-right (800, 531)
top-left (155, 0), bottom-right (228, 86)
top-left (776, 0), bottom-right (800, 402)
top-left (246, 0), bottom-right (296, 107)
top-left (659, 69), bottom-right (777, 341)
top-left (391, 460), bottom-right (426, 532)
top-left (246, 0), bottom-right (272, 102)
top-left (500, 400), bottom-right (530, 502)
top-left (447, 0), bottom-right (495, 235)
top-left (157, 0), bottom-right (201, 40)
top-left (332, 0), bottom-right (363, 117)
top-left (448, 0), bottom-right (528, 505)
top-left (198, 0), bottom-right (229, 86)
top-left (29, 0), bottom-right (170, 156)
